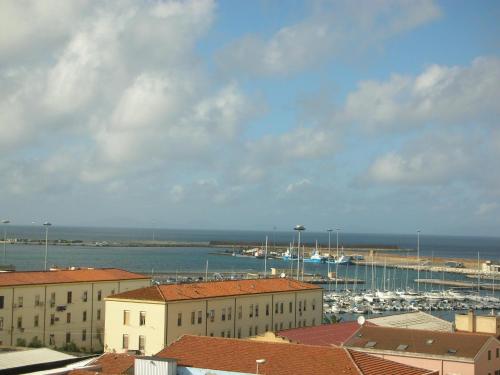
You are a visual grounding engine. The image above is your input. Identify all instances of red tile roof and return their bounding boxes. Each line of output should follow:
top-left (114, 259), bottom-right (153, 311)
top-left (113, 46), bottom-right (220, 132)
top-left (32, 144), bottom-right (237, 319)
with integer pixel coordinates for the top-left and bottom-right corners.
top-left (348, 350), bottom-right (438, 375)
top-left (344, 325), bottom-right (494, 359)
top-left (0, 268), bottom-right (149, 287)
top-left (156, 335), bottom-right (436, 375)
top-left (278, 321), bottom-right (366, 346)
top-left (69, 353), bottom-right (135, 375)
top-left (109, 278), bottom-right (321, 302)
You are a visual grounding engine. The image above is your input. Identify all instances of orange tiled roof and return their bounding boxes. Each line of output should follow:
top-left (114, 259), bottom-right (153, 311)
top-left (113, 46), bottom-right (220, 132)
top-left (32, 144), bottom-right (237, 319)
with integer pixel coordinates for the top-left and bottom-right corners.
top-left (0, 268), bottom-right (149, 287)
top-left (344, 325), bottom-right (494, 359)
top-left (278, 321), bottom-right (368, 346)
top-left (109, 278), bottom-right (321, 302)
top-left (156, 335), bottom-right (436, 375)
top-left (348, 350), bottom-right (438, 375)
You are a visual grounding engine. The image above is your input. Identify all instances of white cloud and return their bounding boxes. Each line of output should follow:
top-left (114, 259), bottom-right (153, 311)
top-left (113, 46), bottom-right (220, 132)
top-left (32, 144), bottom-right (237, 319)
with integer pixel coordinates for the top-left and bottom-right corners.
top-left (286, 179), bottom-right (312, 193)
top-left (217, 0), bottom-right (440, 76)
top-left (340, 57), bottom-right (500, 132)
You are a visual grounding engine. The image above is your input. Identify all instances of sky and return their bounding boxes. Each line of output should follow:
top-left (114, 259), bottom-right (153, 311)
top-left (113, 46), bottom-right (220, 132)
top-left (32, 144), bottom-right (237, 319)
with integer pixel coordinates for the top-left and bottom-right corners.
top-left (1, 0), bottom-right (499, 236)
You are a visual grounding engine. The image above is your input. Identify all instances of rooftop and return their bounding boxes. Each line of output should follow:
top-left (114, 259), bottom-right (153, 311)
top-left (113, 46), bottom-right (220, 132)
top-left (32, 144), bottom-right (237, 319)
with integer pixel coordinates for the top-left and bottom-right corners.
top-left (368, 311), bottom-right (453, 332)
top-left (278, 321), bottom-right (365, 346)
top-left (109, 278), bottom-right (321, 302)
top-left (0, 348), bottom-right (76, 371)
top-left (156, 335), bottom-right (437, 375)
top-left (344, 325), bottom-right (495, 359)
top-left (0, 268), bottom-right (149, 287)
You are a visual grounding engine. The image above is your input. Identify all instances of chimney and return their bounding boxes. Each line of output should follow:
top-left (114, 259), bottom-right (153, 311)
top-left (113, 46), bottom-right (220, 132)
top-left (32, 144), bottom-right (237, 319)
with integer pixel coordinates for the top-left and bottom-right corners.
top-left (468, 309), bottom-right (476, 332)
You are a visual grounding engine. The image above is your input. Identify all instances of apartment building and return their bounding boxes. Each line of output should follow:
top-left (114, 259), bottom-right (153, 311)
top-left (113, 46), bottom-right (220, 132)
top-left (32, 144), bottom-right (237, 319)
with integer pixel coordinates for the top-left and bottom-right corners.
top-left (104, 278), bottom-right (323, 355)
top-left (0, 268), bottom-right (150, 352)
top-left (344, 325), bottom-right (500, 375)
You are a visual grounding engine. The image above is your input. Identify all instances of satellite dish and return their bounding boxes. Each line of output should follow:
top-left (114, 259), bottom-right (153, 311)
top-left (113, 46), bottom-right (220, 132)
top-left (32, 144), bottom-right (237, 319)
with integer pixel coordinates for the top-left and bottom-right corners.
top-left (357, 316), bottom-right (366, 326)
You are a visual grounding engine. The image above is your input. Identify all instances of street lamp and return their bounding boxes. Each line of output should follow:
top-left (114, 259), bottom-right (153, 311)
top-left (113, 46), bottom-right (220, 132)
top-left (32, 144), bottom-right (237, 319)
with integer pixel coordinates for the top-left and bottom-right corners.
top-left (43, 222), bottom-right (52, 271)
top-left (256, 359), bottom-right (266, 374)
top-left (336, 228), bottom-right (340, 258)
top-left (294, 225), bottom-right (305, 281)
top-left (417, 229), bottom-right (421, 293)
top-left (2, 220), bottom-right (10, 265)
top-left (327, 229), bottom-right (333, 291)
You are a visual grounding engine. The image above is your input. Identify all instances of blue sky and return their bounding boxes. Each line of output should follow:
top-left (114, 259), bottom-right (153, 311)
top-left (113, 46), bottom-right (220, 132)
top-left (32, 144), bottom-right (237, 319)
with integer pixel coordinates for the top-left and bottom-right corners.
top-left (0, 0), bottom-right (499, 236)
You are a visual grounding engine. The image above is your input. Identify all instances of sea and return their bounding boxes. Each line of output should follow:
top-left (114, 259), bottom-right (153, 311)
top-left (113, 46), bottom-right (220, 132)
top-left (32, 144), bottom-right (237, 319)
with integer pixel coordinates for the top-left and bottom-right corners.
top-left (2, 225), bottom-right (499, 322)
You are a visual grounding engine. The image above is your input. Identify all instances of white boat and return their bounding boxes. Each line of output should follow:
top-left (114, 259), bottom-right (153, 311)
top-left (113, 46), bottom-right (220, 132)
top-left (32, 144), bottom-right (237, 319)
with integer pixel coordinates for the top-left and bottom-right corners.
top-left (304, 249), bottom-right (325, 263)
top-left (376, 290), bottom-right (399, 301)
top-left (424, 290), bottom-right (445, 301)
top-left (328, 255), bottom-right (352, 265)
top-left (282, 248), bottom-right (297, 261)
top-left (363, 293), bottom-right (380, 303)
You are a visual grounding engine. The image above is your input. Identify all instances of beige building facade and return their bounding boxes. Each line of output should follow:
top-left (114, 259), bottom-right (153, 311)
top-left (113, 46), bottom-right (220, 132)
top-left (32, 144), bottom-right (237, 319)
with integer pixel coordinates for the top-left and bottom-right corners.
top-left (455, 310), bottom-right (500, 336)
top-left (0, 268), bottom-right (150, 352)
top-left (104, 278), bottom-right (323, 355)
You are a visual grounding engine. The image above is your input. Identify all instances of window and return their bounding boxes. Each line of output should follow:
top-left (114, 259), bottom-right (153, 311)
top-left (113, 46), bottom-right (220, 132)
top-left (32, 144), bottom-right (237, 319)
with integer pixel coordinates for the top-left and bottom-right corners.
top-left (83, 310), bottom-right (87, 322)
top-left (249, 326), bottom-right (252, 336)
top-left (304, 300), bottom-right (307, 311)
top-left (255, 304), bottom-right (259, 317)
top-left (237, 328), bottom-right (241, 338)
top-left (275, 303), bottom-right (278, 314)
top-left (228, 307), bottom-right (232, 321)
top-left (97, 290), bottom-right (102, 301)
top-left (209, 309), bottom-right (215, 322)
top-left (18, 296), bottom-right (23, 308)
top-left (488, 350), bottom-right (492, 360)
top-left (17, 316), bottom-right (22, 328)
top-left (210, 332), bottom-right (214, 337)
top-left (177, 312), bottom-right (182, 326)
top-left (66, 332), bottom-right (71, 344)
top-left (265, 324), bottom-right (269, 331)
top-left (122, 334), bottom-right (129, 349)
top-left (289, 302), bottom-right (292, 313)
top-left (0, 317), bottom-right (3, 330)
top-left (255, 325), bottom-right (258, 335)
top-left (197, 310), bottom-right (202, 324)
top-left (303, 319), bottom-right (306, 326)
top-left (289, 322), bottom-right (292, 329)
top-left (227, 330), bottom-right (231, 338)
top-left (222, 308), bottom-right (226, 321)
top-left (67, 291), bottom-right (72, 304)
top-left (249, 304), bottom-right (253, 318)
top-left (191, 311), bottom-right (195, 325)
top-left (280, 302), bottom-right (283, 314)
top-left (123, 310), bottom-right (130, 325)
top-left (312, 318), bottom-right (316, 326)
top-left (238, 306), bottom-right (242, 319)
top-left (50, 292), bottom-right (56, 307)
top-left (312, 299), bottom-right (316, 311)
top-left (111, 289), bottom-right (115, 295)
top-left (82, 291), bottom-right (88, 302)
top-left (266, 304), bottom-right (269, 316)
top-left (279, 322), bottom-right (283, 330)
top-left (221, 331), bottom-right (225, 337)
top-left (82, 329), bottom-right (87, 341)
top-left (96, 309), bottom-right (101, 320)
top-left (35, 295), bottom-right (40, 306)
top-left (49, 334), bottom-right (55, 345)
top-left (299, 301), bottom-right (302, 313)
top-left (67, 312), bottom-right (71, 323)
top-left (34, 314), bottom-right (39, 327)
top-left (139, 335), bottom-right (145, 351)
top-left (50, 314), bottom-right (55, 325)
top-left (0, 296), bottom-right (4, 309)
top-left (140, 311), bottom-right (146, 325)
top-left (274, 323), bottom-right (278, 331)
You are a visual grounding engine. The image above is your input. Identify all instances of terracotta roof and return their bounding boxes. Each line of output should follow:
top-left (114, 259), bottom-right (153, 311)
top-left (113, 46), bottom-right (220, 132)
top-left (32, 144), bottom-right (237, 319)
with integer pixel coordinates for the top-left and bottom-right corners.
top-left (156, 335), bottom-right (435, 375)
top-left (109, 278), bottom-right (321, 302)
top-left (90, 353), bottom-right (135, 374)
top-left (0, 268), bottom-right (149, 287)
top-left (278, 321), bottom-right (366, 346)
top-left (344, 325), bottom-right (494, 359)
top-left (348, 350), bottom-right (438, 375)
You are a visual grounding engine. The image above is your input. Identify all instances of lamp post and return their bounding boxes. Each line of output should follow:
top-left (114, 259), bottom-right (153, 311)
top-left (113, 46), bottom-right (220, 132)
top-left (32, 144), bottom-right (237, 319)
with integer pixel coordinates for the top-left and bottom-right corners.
top-left (2, 220), bottom-right (10, 265)
top-left (256, 359), bottom-right (266, 374)
top-left (43, 222), bottom-right (52, 271)
top-left (336, 228), bottom-right (340, 258)
top-left (417, 229), bottom-right (421, 293)
top-left (327, 229), bottom-right (333, 291)
top-left (294, 225), bottom-right (305, 281)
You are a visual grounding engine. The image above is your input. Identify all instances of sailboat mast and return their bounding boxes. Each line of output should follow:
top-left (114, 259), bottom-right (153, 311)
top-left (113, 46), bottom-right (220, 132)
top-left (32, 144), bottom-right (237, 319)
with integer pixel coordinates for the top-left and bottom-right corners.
top-left (264, 235), bottom-right (268, 278)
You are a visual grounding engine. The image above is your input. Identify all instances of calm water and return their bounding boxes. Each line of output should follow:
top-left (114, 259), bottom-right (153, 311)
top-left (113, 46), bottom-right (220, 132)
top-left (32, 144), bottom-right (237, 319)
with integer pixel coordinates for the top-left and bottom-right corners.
top-left (3, 225), bottom-right (500, 260)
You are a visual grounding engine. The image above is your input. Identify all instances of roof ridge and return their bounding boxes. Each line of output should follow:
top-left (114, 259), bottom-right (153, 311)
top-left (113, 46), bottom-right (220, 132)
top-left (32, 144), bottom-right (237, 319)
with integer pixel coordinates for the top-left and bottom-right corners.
top-left (155, 284), bottom-right (167, 301)
top-left (344, 348), bottom-right (363, 375)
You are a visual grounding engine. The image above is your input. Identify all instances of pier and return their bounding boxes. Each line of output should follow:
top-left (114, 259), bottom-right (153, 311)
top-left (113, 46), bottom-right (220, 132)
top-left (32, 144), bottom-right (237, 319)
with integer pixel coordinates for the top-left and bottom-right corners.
top-left (415, 278), bottom-right (497, 291)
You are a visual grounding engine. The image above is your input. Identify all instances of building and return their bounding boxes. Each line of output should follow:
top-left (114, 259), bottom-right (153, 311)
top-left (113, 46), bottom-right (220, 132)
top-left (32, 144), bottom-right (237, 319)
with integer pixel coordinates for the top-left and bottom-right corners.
top-left (343, 325), bottom-right (500, 375)
top-left (64, 336), bottom-right (437, 375)
top-left (104, 278), bottom-right (323, 355)
top-left (456, 310), bottom-right (500, 337)
top-left (0, 268), bottom-right (150, 352)
top-left (155, 335), bottom-right (438, 375)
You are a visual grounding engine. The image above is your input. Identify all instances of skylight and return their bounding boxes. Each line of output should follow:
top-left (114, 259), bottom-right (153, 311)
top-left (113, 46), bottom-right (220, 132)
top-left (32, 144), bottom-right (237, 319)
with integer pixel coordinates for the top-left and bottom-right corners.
top-left (365, 341), bottom-right (377, 348)
top-left (426, 339), bottom-right (434, 345)
top-left (448, 348), bottom-right (457, 354)
top-left (396, 344), bottom-right (408, 351)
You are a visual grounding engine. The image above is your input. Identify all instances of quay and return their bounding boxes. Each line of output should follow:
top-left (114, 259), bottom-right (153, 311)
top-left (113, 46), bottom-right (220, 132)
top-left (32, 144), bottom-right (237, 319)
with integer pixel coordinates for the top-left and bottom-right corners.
top-left (415, 278), bottom-right (497, 291)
